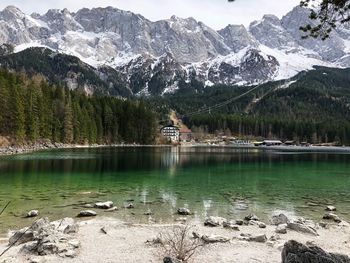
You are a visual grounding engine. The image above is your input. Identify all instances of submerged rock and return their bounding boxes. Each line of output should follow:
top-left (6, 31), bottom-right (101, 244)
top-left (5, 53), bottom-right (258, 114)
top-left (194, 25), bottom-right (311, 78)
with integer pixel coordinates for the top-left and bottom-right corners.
top-left (177, 208), bottom-right (191, 215)
top-left (282, 240), bottom-right (350, 263)
top-left (77, 210), bottom-right (97, 217)
top-left (325, 205), bottom-right (337, 211)
top-left (94, 201), bottom-right (114, 209)
top-left (124, 203), bottom-right (134, 209)
top-left (26, 210), bottom-right (39, 218)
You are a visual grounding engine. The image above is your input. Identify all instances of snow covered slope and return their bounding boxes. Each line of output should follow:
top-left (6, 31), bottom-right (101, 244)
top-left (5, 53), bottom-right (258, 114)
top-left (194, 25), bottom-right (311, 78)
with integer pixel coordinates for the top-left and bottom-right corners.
top-left (0, 5), bottom-right (349, 96)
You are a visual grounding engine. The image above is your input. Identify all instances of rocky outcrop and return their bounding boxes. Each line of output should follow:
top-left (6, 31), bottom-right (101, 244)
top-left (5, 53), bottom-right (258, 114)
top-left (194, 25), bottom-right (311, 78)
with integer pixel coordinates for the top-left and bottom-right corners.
top-left (282, 240), bottom-right (350, 263)
top-left (8, 218), bottom-right (80, 258)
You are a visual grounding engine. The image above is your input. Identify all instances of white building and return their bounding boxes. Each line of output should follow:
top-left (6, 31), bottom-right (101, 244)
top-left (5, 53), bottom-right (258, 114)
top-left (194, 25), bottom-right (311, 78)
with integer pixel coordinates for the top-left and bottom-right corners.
top-left (160, 125), bottom-right (180, 142)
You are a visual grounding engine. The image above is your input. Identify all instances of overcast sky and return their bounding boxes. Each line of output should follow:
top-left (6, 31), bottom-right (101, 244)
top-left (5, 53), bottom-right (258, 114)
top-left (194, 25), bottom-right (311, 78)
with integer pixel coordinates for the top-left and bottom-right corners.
top-left (0, 0), bottom-right (300, 29)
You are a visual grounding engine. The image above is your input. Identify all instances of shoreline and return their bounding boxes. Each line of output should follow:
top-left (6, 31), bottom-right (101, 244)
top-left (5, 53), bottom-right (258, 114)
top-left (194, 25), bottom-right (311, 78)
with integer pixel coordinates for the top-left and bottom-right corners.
top-left (0, 215), bottom-right (349, 263)
top-left (0, 143), bottom-right (174, 157)
top-left (1, 143), bottom-right (350, 157)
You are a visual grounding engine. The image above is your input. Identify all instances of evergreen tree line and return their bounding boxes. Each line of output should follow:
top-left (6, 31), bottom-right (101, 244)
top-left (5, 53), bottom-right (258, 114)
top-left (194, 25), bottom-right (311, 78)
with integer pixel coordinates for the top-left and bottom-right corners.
top-left (185, 114), bottom-right (350, 145)
top-left (0, 69), bottom-right (157, 145)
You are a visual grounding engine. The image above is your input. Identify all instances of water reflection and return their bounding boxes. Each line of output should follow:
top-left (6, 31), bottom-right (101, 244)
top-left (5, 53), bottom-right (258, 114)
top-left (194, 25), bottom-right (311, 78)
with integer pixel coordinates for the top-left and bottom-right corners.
top-left (0, 147), bottom-right (350, 234)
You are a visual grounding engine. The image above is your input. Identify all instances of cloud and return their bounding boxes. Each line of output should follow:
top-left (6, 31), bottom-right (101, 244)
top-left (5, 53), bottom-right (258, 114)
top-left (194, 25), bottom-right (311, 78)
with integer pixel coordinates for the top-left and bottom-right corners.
top-left (0, 0), bottom-right (300, 29)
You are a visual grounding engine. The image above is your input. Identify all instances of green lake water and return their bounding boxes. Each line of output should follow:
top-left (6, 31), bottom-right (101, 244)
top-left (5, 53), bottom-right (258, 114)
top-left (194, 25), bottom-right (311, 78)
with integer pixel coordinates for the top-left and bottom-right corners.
top-left (0, 146), bottom-right (350, 234)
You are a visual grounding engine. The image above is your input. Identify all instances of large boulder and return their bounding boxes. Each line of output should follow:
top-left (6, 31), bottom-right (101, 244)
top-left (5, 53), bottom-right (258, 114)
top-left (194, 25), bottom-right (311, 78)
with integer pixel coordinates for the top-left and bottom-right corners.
top-left (282, 240), bottom-right (350, 263)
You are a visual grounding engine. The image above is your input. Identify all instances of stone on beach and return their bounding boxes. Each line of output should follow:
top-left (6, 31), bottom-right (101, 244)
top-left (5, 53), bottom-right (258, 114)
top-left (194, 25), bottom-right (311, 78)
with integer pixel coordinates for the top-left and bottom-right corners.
top-left (258, 222), bottom-right (266, 228)
top-left (282, 240), bottom-right (350, 263)
top-left (26, 210), bottom-right (39, 218)
top-left (77, 210), bottom-right (97, 217)
top-left (323, 213), bottom-right (342, 223)
top-left (192, 231), bottom-right (230, 243)
top-left (94, 201), bottom-right (114, 209)
top-left (271, 214), bottom-right (290, 225)
top-left (235, 219), bottom-right (244, 226)
top-left (204, 216), bottom-right (226, 227)
top-left (177, 207), bottom-right (191, 215)
top-left (223, 220), bottom-right (240, 231)
top-left (244, 214), bottom-right (259, 221)
top-left (8, 217), bottom-right (80, 258)
top-left (238, 233), bottom-right (267, 243)
top-left (287, 222), bottom-right (318, 236)
top-left (276, 224), bottom-right (287, 234)
top-left (201, 234), bottom-right (230, 243)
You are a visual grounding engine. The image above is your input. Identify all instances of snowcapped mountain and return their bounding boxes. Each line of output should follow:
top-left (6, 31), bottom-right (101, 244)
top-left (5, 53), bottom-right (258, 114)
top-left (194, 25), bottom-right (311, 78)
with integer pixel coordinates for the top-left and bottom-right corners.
top-left (0, 5), bottom-right (350, 96)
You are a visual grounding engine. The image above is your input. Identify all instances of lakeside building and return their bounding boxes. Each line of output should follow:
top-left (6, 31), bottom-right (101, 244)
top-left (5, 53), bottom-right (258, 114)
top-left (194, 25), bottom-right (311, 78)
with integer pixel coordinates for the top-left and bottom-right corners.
top-left (263, 140), bottom-right (283, 146)
top-left (160, 125), bottom-right (180, 142)
top-left (179, 128), bottom-right (192, 142)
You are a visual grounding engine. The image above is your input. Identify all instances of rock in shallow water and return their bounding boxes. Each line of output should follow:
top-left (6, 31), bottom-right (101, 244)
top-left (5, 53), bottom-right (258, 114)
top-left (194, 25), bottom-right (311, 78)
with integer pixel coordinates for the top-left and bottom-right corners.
top-left (94, 201), bottom-right (114, 209)
top-left (323, 213), bottom-right (342, 223)
top-left (77, 210), bottom-right (97, 217)
top-left (26, 210), bottom-right (39, 218)
top-left (282, 240), bottom-right (350, 263)
top-left (325, 205), bottom-right (336, 211)
top-left (244, 214), bottom-right (259, 221)
top-left (177, 207), bottom-right (191, 215)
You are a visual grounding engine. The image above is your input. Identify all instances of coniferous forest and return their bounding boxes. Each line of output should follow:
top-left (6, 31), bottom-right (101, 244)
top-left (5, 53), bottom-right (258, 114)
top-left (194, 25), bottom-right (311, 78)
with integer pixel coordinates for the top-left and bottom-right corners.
top-left (0, 69), bottom-right (157, 145)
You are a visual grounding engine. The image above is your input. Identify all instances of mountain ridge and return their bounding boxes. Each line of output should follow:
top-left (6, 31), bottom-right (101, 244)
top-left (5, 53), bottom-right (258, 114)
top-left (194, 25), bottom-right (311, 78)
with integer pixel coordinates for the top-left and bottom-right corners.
top-left (0, 5), bottom-right (350, 96)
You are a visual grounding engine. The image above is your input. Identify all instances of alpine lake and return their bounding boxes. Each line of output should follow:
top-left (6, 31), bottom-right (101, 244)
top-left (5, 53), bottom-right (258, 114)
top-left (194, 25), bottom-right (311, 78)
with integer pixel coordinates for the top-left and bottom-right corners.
top-left (0, 146), bottom-right (350, 236)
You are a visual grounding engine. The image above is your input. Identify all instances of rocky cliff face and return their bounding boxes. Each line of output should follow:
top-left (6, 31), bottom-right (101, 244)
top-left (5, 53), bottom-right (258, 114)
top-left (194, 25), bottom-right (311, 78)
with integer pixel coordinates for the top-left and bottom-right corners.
top-left (0, 5), bottom-right (349, 96)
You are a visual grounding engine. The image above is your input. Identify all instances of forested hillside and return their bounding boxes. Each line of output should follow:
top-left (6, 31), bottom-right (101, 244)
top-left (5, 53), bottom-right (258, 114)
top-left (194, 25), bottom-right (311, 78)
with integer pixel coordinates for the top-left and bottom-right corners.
top-left (149, 66), bottom-right (350, 144)
top-left (0, 69), bottom-right (156, 145)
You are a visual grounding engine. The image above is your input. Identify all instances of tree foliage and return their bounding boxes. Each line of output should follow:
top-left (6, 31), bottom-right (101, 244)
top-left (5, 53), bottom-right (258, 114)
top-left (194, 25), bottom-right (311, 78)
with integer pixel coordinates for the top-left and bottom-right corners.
top-left (0, 69), bottom-right (157, 145)
top-left (300, 0), bottom-right (350, 40)
top-left (228, 0), bottom-right (350, 40)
